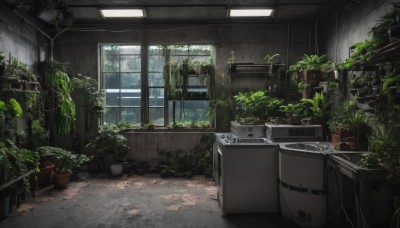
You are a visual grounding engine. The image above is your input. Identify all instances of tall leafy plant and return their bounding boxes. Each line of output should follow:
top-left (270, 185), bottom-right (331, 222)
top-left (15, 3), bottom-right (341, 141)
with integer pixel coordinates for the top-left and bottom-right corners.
top-left (43, 62), bottom-right (76, 135)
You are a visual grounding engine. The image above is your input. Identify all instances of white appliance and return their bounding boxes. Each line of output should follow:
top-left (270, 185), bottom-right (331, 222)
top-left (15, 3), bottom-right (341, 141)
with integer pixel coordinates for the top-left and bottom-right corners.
top-left (213, 133), bottom-right (279, 215)
top-left (279, 143), bottom-right (328, 227)
top-left (265, 123), bottom-right (323, 142)
top-left (230, 121), bottom-right (265, 138)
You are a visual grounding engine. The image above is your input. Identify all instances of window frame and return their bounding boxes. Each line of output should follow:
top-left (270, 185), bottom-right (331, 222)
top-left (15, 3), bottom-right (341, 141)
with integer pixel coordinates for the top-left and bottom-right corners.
top-left (99, 43), bottom-right (215, 127)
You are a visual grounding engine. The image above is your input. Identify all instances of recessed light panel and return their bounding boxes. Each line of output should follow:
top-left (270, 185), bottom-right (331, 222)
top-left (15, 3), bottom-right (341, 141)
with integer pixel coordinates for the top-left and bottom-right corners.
top-left (229, 9), bottom-right (274, 17)
top-left (100, 9), bottom-right (145, 18)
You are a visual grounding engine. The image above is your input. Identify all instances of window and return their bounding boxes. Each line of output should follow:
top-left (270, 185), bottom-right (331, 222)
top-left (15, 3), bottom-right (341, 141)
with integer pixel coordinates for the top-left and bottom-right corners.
top-left (101, 45), bottom-right (141, 124)
top-left (100, 44), bottom-right (214, 127)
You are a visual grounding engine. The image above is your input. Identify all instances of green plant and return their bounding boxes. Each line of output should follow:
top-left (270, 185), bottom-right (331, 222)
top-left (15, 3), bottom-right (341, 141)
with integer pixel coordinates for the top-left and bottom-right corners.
top-left (72, 74), bottom-right (103, 109)
top-left (85, 123), bottom-right (129, 161)
top-left (340, 39), bottom-right (378, 69)
top-left (18, 149), bottom-right (40, 172)
top-left (263, 54), bottom-right (280, 63)
top-left (382, 74), bottom-right (400, 94)
top-left (327, 98), bottom-right (359, 131)
top-left (37, 146), bottom-right (90, 173)
top-left (0, 98), bottom-right (23, 119)
top-left (234, 90), bottom-right (270, 122)
top-left (30, 119), bottom-right (49, 149)
top-left (297, 81), bottom-right (311, 90)
top-left (300, 92), bottom-right (330, 120)
top-left (42, 62), bottom-right (76, 135)
top-left (266, 97), bottom-right (284, 118)
top-left (288, 54), bottom-right (332, 73)
top-left (159, 150), bottom-right (194, 178)
top-left (0, 52), bottom-right (6, 69)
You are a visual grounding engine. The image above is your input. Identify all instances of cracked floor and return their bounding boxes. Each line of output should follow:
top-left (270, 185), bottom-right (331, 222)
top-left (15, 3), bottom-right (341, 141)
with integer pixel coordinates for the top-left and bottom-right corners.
top-left (0, 174), bottom-right (298, 228)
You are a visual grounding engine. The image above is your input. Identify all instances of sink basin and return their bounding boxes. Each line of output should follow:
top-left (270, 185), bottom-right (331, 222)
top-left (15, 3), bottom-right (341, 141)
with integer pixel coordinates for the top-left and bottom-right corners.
top-left (236, 138), bottom-right (268, 144)
top-left (283, 143), bottom-right (327, 152)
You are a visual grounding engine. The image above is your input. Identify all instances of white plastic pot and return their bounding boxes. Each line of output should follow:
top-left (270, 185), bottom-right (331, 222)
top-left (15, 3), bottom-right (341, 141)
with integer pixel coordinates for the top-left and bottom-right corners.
top-left (110, 163), bottom-right (123, 176)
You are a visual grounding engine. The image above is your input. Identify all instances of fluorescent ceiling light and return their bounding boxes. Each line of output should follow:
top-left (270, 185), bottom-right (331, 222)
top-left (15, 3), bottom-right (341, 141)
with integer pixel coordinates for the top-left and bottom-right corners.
top-left (229, 9), bottom-right (274, 17)
top-left (100, 9), bottom-right (145, 18)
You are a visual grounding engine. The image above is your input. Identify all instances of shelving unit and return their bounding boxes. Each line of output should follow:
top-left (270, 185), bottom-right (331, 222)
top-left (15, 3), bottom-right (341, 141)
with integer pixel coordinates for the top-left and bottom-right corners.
top-left (228, 63), bottom-right (285, 93)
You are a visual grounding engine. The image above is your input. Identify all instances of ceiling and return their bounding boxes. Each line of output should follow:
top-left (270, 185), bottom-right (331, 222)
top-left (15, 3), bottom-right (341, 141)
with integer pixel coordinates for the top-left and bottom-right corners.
top-left (3, 0), bottom-right (346, 26)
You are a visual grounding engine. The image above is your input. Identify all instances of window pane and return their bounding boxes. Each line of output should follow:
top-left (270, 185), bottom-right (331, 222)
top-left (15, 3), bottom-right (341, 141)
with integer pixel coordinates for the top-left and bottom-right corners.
top-left (120, 107), bottom-right (140, 123)
top-left (104, 73), bottom-right (119, 89)
top-left (148, 46), bottom-right (163, 55)
top-left (171, 56), bottom-right (187, 64)
top-left (103, 58), bottom-right (119, 72)
top-left (105, 89), bottom-right (119, 106)
top-left (104, 108), bottom-right (119, 124)
top-left (148, 73), bottom-right (164, 86)
top-left (103, 45), bottom-right (119, 55)
top-left (120, 45), bottom-right (140, 54)
top-left (189, 45), bottom-right (211, 55)
top-left (171, 45), bottom-right (188, 55)
top-left (149, 108), bottom-right (164, 125)
top-left (148, 55), bottom-right (165, 71)
top-left (121, 55), bottom-right (141, 72)
top-left (168, 100), bottom-right (209, 122)
top-left (120, 89), bottom-right (141, 106)
top-left (188, 75), bottom-right (207, 86)
top-left (189, 56), bottom-right (211, 62)
top-left (149, 88), bottom-right (164, 106)
top-left (121, 73), bottom-right (141, 89)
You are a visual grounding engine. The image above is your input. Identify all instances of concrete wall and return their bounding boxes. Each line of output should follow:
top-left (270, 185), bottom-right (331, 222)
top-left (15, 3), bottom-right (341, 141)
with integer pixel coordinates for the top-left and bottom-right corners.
top-left (54, 22), bottom-right (315, 75)
top-left (53, 21), bottom-right (316, 139)
top-left (319, 0), bottom-right (394, 63)
top-left (122, 131), bottom-right (214, 168)
top-left (0, 4), bottom-right (47, 69)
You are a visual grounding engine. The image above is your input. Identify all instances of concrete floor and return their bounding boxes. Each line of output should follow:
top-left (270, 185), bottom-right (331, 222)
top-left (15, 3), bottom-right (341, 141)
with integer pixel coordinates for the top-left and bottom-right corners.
top-left (0, 174), bottom-right (298, 228)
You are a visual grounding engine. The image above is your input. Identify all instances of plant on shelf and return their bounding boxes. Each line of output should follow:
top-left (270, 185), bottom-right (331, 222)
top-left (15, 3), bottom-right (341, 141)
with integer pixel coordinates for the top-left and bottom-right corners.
top-left (340, 39), bottom-right (378, 69)
top-left (300, 92), bottom-right (330, 124)
top-left (234, 90), bottom-right (270, 124)
top-left (265, 97), bottom-right (284, 120)
top-left (85, 123), bottom-right (129, 175)
top-left (327, 99), bottom-right (371, 150)
top-left (0, 98), bottom-right (23, 120)
top-left (288, 54), bottom-right (334, 83)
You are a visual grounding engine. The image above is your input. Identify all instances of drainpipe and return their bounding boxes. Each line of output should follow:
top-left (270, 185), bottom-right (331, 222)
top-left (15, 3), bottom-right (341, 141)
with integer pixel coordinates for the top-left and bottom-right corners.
top-left (12, 8), bottom-right (71, 61)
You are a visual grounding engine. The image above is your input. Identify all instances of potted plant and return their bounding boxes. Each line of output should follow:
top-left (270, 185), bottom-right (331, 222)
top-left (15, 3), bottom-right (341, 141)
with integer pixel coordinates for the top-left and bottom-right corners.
top-left (288, 54), bottom-right (333, 84)
top-left (300, 92), bottom-right (330, 124)
top-left (85, 123), bottom-right (129, 175)
top-left (234, 90), bottom-right (270, 124)
top-left (327, 98), bottom-right (370, 150)
top-left (37, 146), bottom-right (90, 189)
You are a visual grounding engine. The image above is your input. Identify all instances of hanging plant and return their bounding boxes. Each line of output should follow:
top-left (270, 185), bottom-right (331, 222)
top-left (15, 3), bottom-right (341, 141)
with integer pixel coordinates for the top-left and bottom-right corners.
top-left (42, 62), bottom-right (76, 135)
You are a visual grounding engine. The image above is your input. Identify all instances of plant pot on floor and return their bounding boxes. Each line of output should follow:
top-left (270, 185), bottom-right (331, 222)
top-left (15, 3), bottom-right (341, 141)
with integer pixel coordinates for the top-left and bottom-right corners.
top-left (110, 163), bottom-right (123, 176)
top-left (53, 171), bottom-right (72, 189)
top-left (37, 161), bottom-right (55, 187)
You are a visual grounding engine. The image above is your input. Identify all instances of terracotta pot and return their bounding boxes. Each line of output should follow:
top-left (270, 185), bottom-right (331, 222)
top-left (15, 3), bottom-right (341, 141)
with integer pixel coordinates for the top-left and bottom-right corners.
top-left (37, 162), bottom-right (55, 187)
top-left (53, 171), bottom-right (71, 189)
top-left (302, 70), bottom-right (322, 84)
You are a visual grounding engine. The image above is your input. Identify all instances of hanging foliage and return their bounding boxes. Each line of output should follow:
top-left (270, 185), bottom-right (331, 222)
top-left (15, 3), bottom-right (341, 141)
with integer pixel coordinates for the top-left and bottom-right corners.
top-left (42, 62), bottom-right (76, 135)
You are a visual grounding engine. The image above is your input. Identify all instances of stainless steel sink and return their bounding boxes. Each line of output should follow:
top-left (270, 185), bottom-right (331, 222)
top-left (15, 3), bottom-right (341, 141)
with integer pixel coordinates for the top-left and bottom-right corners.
top-left (236, 138), bottom-right (269, 144)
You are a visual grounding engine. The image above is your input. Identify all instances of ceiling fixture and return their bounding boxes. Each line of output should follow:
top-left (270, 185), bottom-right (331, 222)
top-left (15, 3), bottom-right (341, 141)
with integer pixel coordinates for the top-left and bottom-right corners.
top-left (228, 8), bottom-right (274, 17)
top-left (100, 9), bottom-right (145, 18)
